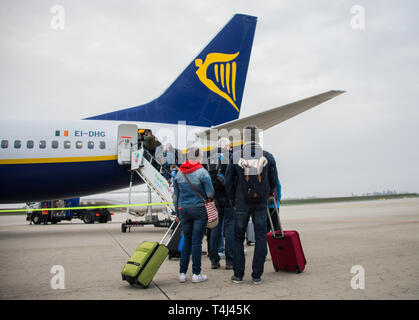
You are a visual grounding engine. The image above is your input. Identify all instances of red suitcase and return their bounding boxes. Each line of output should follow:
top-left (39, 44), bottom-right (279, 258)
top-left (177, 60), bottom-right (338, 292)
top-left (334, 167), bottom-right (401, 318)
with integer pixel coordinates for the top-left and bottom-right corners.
top-left (267, 201), bottom-right (306, 273)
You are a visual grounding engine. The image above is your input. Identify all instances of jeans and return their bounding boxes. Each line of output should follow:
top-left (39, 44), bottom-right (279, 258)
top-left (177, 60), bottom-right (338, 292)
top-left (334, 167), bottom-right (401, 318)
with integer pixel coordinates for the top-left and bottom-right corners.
top-left (218, 219), bottom-right (225, 253)
top-left (233, 207), bottom-right (267, 279)
top-left (178, 206), bottom-right (208, 275)
top-left (162, 163), bottom-right (171, 181)
top-left (210, 204), bottom-right (235, 265)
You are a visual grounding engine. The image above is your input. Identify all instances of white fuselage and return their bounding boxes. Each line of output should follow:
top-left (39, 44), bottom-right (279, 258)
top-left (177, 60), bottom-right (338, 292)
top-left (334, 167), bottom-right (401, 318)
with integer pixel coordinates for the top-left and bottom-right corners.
top-left (0, 118), bottom-right (207, 203)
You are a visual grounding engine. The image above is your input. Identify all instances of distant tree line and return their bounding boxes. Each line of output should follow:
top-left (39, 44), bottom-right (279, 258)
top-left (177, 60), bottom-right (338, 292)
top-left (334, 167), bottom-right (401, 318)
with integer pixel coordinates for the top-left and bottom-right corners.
top-left (351, 190), bottom-right (410, 197)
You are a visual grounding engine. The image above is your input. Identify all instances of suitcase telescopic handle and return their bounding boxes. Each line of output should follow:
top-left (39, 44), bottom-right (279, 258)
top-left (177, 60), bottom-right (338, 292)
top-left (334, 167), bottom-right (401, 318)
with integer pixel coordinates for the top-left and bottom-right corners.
top-left (160, 219), bottom-right (181, 245)
top-left (267, 196), bottom-right (285, 239)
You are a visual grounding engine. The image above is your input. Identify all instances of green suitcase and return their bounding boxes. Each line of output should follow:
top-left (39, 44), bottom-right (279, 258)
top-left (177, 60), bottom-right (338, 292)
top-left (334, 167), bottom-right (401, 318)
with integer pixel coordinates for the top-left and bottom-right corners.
top-left (121, 220), bottom-right (179, 288)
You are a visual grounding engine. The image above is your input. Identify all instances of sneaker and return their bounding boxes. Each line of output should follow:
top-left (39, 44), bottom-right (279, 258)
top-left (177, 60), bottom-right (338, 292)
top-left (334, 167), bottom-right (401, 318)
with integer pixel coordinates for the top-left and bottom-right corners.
top-left (179, 273), bottom-right (186, 283)
top-left (211, 262), bottom-right (221, 269)
top-left (192, 273), bottom-right (207, 283)
top-left (252, 277), bottom-right (262, 285)
top-left (225, 263), bottom-right (234, 270)
top-left (231, 275), bottom-right (243, 284)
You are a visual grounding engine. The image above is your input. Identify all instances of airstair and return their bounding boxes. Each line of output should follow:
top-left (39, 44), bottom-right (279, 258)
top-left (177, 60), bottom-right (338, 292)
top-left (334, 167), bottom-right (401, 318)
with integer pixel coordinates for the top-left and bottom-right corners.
top-left (117, 124), bottom-right (176, 233)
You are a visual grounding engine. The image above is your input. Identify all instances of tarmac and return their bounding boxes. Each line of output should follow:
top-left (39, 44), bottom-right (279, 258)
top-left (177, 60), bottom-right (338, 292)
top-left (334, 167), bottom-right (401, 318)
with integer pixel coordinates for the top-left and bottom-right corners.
top-left (0, 198), bottom-right (418, 300)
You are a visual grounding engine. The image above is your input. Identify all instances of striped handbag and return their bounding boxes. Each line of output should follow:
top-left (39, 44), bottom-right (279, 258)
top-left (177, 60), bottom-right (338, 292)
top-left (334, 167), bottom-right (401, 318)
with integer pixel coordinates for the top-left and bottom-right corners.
top-left (183, 172), bottom-right (219, 229)
top-left (204, 201), bottom-right (219, 229)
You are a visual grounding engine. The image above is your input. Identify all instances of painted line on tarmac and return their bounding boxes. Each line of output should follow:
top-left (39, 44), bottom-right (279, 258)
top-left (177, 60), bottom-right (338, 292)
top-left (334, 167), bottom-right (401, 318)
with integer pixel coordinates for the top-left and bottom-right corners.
top-left (102, 226), bottom-right (171, 300)
top-left (103, 227), bottom-right (131, 257)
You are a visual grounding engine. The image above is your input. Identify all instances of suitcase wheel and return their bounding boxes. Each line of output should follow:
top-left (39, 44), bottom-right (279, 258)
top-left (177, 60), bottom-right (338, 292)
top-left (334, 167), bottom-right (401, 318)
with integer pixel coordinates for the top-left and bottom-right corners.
top-left (273, 263), bottom-right (279, 272)
top-left (295, 266), bottom-right (302, 274)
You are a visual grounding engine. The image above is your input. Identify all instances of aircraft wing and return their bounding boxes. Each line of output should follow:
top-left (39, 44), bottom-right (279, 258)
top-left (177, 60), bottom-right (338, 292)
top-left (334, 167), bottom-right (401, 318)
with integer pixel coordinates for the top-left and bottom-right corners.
top-left (197, 90), bottom-right (345, 139)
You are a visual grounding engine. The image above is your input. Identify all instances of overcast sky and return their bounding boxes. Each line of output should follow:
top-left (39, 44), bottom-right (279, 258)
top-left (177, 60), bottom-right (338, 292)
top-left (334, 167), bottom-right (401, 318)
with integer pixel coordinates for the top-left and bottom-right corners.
top-left (0, 0), bottom-right (418, 198)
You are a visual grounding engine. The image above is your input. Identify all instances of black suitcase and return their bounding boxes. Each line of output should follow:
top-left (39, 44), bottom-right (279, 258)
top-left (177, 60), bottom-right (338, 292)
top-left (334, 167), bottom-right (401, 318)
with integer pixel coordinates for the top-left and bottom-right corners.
top-left (205, 227), bottom-right (212, 257)
top-left (167, 221), bottom-right (183, 259)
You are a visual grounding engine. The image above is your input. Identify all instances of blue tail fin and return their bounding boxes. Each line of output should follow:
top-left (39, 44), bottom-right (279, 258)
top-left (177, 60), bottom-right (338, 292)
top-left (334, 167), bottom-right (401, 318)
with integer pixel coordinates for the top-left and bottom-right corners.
top-left (86, 14), bottom-right (257, 127)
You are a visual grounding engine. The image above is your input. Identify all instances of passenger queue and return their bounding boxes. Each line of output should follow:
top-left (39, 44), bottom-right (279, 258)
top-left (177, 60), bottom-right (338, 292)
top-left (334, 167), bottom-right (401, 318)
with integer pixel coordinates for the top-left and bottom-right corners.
top-left (169, 126), bottom-right (280, 285)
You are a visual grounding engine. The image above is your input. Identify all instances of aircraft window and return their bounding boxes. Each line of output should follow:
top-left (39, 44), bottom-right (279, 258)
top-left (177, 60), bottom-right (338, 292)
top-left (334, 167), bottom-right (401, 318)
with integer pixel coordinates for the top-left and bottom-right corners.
top-left (1, 140), bottom-right (8, 149)
top-left (88, 141), bottom-right (94, 149)
top-left (76, 141), bottom-right (82, 149)
top-left (64, 141), bottom-right (71, 149)
top-left (27, 140), bottom-right (34, 149)
top-left (52, 141), bottom-right (59, 149)
top-left (99, 141), bottom-right (106, 149)
top-left (39, 140), bottom-right (46, 149)
top-left (14, 140), bottom-right (21, 149)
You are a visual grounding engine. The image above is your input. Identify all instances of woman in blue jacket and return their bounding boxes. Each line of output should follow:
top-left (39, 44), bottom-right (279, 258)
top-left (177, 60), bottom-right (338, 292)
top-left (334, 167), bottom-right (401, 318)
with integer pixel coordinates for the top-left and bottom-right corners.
top-left (173, 147), bottom-right (214, 284)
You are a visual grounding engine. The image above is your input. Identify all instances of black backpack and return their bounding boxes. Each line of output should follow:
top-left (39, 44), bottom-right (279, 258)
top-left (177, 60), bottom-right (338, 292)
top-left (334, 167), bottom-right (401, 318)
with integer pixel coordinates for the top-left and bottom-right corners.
top-left (237, 156), bottom-right (270, 204)
top-left (207, 154), bottom-right (225, 194)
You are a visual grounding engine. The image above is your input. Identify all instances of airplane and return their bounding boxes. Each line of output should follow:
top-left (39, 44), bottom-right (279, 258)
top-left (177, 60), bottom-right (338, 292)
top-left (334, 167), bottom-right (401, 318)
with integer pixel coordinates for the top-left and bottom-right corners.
top-left (0, 13), bottom-right (344, 204)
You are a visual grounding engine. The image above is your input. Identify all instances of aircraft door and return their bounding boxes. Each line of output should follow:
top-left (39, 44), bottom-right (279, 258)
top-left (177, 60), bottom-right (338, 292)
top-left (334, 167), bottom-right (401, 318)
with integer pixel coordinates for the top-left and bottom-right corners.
top-left (117, 124), bottom-right (139, 165)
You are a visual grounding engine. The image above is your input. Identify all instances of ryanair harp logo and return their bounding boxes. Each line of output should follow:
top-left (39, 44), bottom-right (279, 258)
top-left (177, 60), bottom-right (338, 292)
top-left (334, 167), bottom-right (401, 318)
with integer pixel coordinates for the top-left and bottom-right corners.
top-left (195, 52), bottom-right (240, 112)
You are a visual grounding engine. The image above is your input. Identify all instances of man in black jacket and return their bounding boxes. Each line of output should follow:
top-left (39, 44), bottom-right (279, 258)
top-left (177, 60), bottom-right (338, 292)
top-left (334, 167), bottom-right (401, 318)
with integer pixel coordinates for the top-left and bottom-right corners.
top-left (225, 126), bottom-right (278, 285)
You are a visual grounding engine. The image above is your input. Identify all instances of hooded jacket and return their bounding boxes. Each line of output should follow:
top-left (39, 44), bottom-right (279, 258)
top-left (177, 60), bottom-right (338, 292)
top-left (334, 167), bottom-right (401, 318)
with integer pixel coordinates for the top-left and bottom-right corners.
top-left (173, 161), bottom-right (215, 214)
